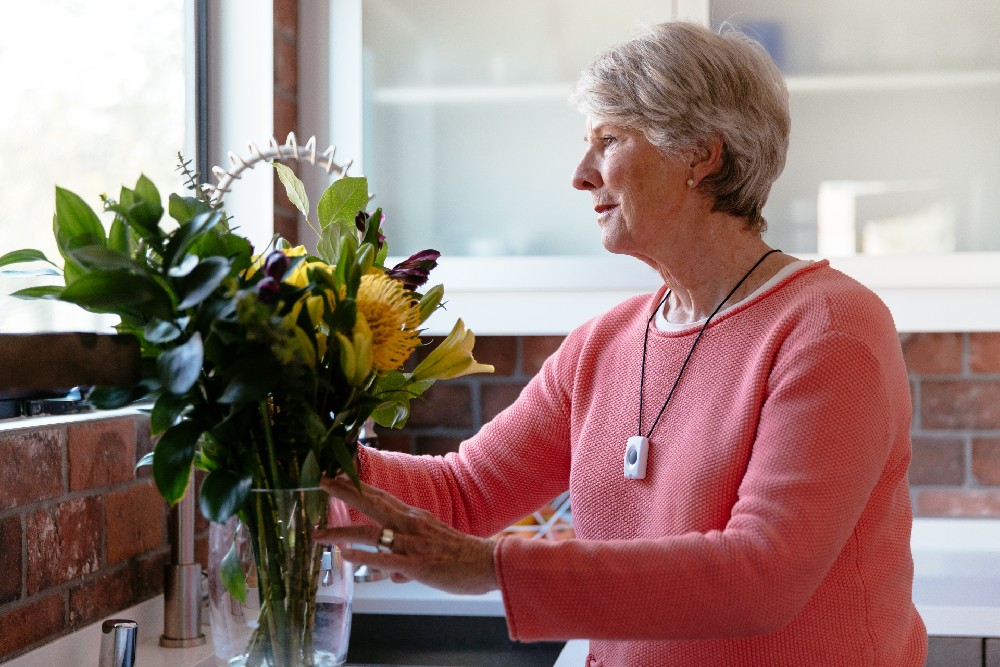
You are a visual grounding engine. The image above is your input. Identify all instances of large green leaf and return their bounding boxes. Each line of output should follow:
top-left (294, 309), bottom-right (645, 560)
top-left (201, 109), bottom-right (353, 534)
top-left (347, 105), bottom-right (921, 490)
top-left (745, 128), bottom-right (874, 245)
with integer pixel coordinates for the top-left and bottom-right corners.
top-left (133, 174), bottom-right (161, 208)
top-left (0, 249), bottom-right (56, 270)
top-left (274, 162), bottom-right (309, 218)
top-left (151, 391), bottom-right (190, 434)
top-left (317, 176), bottom-right (368, 229)
top-left (108, 186), bottom-right (163, 250)
top-left (200, 468), bottom-right (252, 523)
top-left (54, 186), bottom-right (107, 252)
top-left (163, 209), bottom-right (223, 269)
top-left (168, 194), bottom-right (205, 225)
top-left (60, 270), bottom-right (173, 319)
top-left (107, 217), bottom-right (130, 255)
top-left (157, 333), bottom-right (204, 394)
top-left (10, 285), bottom-right (64, 300)
top-left (176, 257), bottom-right (231, 310)
top-left (67, 245), bottom-right (147, 273)
top-left (152, 420), bottom-right (203, 504)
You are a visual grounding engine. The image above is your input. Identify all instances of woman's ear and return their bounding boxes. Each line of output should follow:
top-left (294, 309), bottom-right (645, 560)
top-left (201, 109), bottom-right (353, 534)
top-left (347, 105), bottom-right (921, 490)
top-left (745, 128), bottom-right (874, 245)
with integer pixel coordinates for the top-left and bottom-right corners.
top-left (689, 137), bottom-right (724, 186)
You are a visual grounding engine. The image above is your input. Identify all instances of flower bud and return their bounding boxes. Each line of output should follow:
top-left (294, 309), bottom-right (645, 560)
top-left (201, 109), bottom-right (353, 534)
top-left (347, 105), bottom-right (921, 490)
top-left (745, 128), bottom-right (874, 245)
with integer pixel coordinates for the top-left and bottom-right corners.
top-left (256, 276), bottom-right (281, 303)
top-left (264, 251), bottom-right (290, 280)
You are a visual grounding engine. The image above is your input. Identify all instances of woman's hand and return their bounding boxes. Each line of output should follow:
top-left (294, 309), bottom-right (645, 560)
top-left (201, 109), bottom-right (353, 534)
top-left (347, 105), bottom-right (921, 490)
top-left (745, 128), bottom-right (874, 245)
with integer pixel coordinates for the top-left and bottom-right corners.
top-left (316, 476), bottom-right (499, 596)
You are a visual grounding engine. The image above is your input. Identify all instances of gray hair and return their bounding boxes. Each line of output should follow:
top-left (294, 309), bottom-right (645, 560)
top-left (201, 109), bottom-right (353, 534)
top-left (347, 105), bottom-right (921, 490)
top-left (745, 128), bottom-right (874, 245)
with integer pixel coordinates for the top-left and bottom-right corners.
top-left (571, 21), bottom-right (790, 232)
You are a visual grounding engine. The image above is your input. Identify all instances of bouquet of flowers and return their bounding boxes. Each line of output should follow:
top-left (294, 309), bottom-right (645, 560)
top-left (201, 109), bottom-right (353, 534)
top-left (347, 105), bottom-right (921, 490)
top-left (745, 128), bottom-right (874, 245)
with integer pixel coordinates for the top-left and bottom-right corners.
top-left (1, 155), bottom-right (492, 665)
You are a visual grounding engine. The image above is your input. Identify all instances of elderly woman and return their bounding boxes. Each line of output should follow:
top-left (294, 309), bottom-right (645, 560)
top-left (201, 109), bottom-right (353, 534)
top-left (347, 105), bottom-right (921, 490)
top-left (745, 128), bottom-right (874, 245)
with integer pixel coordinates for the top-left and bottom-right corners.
top-left (319, 21), bottom-right (928, 666)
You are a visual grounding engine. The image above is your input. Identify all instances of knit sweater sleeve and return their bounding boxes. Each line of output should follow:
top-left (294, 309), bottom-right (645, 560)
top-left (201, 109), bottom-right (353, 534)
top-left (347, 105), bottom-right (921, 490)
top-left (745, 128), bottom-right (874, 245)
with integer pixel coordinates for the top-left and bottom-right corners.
top-left (496, 328), bottom-right (901, 641)
top-left (353, 326), bottom-right (585, 537)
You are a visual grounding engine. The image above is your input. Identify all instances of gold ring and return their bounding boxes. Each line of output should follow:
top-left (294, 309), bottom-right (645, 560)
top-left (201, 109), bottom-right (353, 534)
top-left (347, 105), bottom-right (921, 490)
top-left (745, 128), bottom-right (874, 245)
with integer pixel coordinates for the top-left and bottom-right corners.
top-left (377, 527), bottom-right (394, 554)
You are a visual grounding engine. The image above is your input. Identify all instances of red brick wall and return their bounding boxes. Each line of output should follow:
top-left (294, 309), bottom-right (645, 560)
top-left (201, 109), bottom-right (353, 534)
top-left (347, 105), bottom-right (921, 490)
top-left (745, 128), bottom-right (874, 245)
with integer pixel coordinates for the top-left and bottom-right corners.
top-left (396, 334), bottom-right (1000, 520)
top-left (0, 415), bottom-right (169, 662)
top-left (2, 335), bottom-right (999, 660)
top-left (903, 332), bottom-right (1000, 515)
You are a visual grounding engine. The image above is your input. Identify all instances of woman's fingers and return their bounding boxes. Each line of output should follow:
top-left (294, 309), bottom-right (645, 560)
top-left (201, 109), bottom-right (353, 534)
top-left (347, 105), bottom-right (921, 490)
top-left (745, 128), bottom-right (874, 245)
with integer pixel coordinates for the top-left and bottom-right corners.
top-left (317, 475), bottom-right (499, 595)
top-left (322, 476), bottom-right (412, 527)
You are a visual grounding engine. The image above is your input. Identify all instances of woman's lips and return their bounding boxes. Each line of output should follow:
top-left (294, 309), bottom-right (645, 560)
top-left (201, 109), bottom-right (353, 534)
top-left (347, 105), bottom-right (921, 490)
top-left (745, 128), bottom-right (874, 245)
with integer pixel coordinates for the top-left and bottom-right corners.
top-left (594, 203), bottom-right (618, 221)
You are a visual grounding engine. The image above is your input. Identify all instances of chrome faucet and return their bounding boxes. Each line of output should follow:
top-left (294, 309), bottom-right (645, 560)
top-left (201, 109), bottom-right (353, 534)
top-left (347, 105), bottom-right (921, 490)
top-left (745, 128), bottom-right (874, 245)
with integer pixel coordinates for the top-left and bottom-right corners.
top-left (159, 469), bottom-right (206, 648)
top-left (98, 619), bottom-right (137, 667)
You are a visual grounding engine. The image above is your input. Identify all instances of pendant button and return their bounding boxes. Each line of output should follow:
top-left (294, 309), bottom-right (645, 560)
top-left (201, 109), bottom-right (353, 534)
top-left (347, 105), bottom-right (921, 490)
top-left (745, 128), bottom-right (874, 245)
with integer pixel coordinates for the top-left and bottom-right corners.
top-left (624, 435), bottom-right (649, 479)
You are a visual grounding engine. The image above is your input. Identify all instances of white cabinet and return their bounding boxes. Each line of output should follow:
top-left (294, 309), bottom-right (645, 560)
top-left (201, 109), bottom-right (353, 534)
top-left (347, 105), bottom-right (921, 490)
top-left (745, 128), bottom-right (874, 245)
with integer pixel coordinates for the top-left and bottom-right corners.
top-left (299, 1), bottom-right (1000, 334)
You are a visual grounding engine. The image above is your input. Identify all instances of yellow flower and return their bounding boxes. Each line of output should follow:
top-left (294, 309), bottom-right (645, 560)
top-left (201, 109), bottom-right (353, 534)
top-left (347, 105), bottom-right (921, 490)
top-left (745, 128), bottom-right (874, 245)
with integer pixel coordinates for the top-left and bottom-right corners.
top-left (356, 272), bottom-right (420, 372)
top-left (411, 319), bottom-right (494, 382)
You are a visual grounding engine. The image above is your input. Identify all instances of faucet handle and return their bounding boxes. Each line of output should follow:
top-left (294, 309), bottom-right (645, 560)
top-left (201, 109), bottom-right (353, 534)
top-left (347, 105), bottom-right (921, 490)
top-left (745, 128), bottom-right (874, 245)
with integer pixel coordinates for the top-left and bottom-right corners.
top-left (98, 619), bottom-right (137, 667)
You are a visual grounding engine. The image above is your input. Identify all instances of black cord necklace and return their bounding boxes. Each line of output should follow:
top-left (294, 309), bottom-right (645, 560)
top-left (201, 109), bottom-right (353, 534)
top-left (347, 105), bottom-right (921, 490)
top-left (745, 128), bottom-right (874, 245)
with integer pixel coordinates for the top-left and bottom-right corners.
top-left (624, 248), bottom-right (781, 479)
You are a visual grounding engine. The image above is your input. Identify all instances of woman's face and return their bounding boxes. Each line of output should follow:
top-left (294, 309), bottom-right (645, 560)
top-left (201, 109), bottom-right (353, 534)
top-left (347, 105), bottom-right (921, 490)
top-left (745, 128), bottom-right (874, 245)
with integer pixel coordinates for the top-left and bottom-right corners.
top-left (572, 117), bottom-right (692, 262)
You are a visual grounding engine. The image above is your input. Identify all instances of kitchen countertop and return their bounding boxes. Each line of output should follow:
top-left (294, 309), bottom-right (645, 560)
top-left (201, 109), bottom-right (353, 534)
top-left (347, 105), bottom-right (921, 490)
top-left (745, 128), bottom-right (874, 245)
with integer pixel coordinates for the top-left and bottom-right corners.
top-left (7, 518), bottom-right (998, 666)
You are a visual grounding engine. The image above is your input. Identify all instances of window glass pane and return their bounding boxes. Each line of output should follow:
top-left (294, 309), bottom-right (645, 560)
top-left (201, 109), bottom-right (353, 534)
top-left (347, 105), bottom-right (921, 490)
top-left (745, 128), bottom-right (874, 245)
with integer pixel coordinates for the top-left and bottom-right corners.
top-left (711, 0), bottom-right (1000, 255)
top-left (359, 1), bottom-right (999, 258)
top-left (360, 0), bottom-right (671, 257)
top-left (0, 0), bottom-right (187, 332)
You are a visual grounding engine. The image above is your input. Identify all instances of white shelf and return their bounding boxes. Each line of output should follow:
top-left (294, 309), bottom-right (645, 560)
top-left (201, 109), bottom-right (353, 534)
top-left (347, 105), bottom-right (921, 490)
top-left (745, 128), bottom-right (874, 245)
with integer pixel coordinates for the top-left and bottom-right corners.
top-left (373, 83), bottom-right (574, 105)
top-left (787, 69), bottom-right (1000, 93)
top-left (370, 69), bottom-right (1000, 105)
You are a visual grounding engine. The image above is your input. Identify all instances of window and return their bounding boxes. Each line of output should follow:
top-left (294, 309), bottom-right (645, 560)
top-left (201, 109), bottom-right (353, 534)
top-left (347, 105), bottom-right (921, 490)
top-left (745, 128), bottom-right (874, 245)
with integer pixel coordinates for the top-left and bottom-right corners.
top-left (0, 0), bottom-right (190, 333)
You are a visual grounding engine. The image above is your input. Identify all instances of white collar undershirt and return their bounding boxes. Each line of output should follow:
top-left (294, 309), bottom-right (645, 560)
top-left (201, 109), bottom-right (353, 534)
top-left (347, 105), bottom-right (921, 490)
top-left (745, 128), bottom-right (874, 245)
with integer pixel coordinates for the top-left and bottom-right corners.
top-left (655, 260), bottom-right (815, 332)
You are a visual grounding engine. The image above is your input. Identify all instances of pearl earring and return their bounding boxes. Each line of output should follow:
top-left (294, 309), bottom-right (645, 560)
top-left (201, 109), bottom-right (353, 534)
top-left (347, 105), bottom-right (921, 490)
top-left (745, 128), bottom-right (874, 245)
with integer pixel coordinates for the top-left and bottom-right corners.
top-left (686, 178), bottom-right (695, 187)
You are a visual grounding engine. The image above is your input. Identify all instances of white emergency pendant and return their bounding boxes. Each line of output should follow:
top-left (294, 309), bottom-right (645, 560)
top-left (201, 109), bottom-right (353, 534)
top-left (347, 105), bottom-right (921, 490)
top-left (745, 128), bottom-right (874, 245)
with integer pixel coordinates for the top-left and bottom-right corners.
top-left (623, 435), bottom-right (649, 479)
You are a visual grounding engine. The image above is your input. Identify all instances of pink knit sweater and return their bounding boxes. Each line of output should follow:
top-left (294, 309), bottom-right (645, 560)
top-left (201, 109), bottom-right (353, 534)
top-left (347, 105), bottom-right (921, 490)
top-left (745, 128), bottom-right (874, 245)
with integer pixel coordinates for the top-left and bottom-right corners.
top-left (357, 260), bottom-right (928, 666)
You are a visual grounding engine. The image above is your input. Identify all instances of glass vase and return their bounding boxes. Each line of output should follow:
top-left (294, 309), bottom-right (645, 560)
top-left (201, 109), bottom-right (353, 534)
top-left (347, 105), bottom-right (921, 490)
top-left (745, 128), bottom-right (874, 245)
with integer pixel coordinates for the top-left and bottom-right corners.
top-left (208, 487), bottom-right (354, 666)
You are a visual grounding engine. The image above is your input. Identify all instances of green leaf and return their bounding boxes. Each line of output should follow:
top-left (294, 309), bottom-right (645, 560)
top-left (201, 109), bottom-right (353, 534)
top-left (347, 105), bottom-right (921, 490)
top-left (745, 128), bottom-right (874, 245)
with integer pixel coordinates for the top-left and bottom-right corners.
top-left (273, 162), bottom-right (310, 218)
top-left (87, 384), bottom-right (146, 409)
top-left (371, 401), bottom-right (411, 429)
top-left (157, 333), bottom-right (204, 394)
top-left (67, 245), bottom-right (147, 273)
top-left (136, 451), bottom-right (154, 469)
top-left (163, 209), bottom-right (223, 269)
top-left (219, 537), bottom-right (248, 604)
top-left (10, 285), bottom-right (64, 300)
top-left (167, 254), bottom-right (199, 278)
top-left (217, 369), bottom-right (272, 404)
top-left (107, 218), bottom-right (129, 254)
top-left (316, 222), bottom-right (341, 265)
top-left (151, 391), bottom-right (190, 434)
top-left (143, 318), bottom-right (185, 344)
top-left (168, 194), bottom-right (206, 225)
top-left (317, 176), bottom-right (368, 229)
top-left (60, 270), bottom-right (174, 320)
top-left (0, 249), bottom-right (56, 269)
top-left (176, 257), bottom-right (230, 310)
top-left (301, 450), bottom-right (321, 488)
top-left (54, 186), bottom-right (107, 253)
top-left (152, 420), bottom-right (203, 504)
top-left (363, 208), bottom-right (385, 249)
top-left (134, 174), bottom-right (161, 208)
top-left (200, 469), bottom-right (253, 524)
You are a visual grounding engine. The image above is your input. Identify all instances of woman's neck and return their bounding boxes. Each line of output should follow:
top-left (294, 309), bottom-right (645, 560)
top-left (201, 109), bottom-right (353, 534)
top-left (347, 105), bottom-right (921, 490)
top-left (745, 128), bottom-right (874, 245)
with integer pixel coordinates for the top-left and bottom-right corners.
top-left (653, 232), bottom-right (792, 325)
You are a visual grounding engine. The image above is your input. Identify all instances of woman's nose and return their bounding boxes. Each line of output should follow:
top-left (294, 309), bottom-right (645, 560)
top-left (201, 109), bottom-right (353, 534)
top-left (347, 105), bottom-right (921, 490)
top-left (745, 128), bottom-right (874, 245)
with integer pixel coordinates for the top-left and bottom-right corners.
top-left (572, 155), bottom-right (602, 191)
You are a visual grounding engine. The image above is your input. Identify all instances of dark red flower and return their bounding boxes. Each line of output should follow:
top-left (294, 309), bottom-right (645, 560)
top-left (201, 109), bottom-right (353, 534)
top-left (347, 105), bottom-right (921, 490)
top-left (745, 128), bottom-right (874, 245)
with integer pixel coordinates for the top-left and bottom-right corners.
top-left (263, 251), bottom-right (290, 280)
top-left (256, 276), bottom-right (281, 303)
top-left (386, 249), bottom-right (440, 291)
